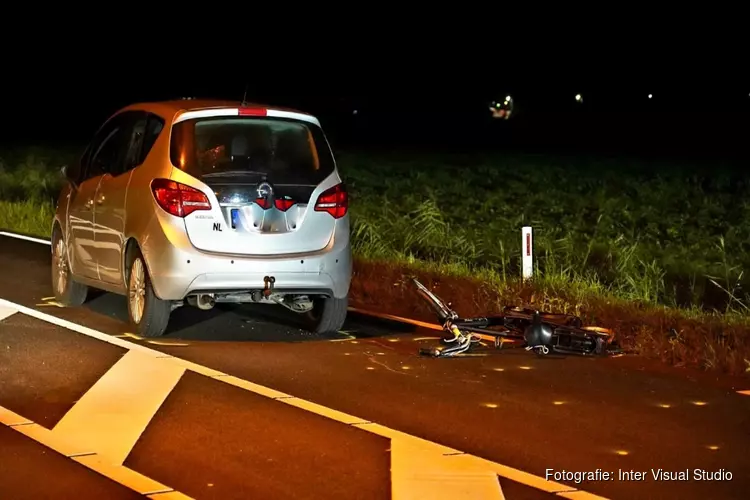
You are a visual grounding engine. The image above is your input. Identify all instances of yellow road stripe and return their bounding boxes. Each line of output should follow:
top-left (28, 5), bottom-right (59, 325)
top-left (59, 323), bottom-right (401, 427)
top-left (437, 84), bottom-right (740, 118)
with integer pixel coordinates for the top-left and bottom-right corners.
top-left (0, 405), bottom-right (191, 498)
top-left (51, 350), bottom-right (185, 465)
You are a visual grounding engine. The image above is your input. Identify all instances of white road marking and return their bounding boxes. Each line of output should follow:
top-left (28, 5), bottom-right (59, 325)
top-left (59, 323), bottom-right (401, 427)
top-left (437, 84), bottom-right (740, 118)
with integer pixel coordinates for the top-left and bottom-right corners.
top-left (51, 350), bottom-right (185, 465)
top-left (0, 231), bottom-right (51, 245)
top-left (0, 304), bottom-right (17, 321)
top-left (391, 438), bottom-right (505, 499)
top-left (0, 295), bottom-right (609, 499)
top-left (0, 405), bottom-right (191, 498)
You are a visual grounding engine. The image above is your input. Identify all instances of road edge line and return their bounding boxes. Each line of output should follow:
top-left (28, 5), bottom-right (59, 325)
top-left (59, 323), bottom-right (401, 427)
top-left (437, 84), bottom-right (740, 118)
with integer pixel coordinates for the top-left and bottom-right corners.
top-left (0, 230), bottom-right (51, 246)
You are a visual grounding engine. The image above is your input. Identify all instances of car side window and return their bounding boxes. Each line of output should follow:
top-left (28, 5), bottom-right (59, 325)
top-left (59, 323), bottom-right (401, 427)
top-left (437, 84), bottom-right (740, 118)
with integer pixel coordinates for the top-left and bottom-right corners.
top-left (139, 114), bottom-right (165, 164)
top-left (79, 125), bottom-right (114, 182)
top-left (89, 113), bottom-right (136, 177)
top-left (121, 112), bottom-right (165, 172)
top-left (90, 126), bottom-right (128, 177)
top-left (123, 116), bottom-right (147, 172)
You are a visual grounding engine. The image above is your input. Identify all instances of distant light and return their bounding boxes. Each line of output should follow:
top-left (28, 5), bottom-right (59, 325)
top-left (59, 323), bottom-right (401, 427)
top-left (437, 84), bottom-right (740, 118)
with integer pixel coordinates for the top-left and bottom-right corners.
top-left (692, 401), bottom-right (708, 406)
top-left (648, 94), bottom-right (653, 99)
top-left (707, 445), bottom-right (719, 451)
top-left (352, 109), bottom-right (358, 115)
top-left (505, 95), bottom-right (512, 101)
top-left (553, 401), bottom-right (565, 405)
top-left (483, 403), bottom-right (499, 408)
top-left (657, 403), bottom-right (671, 408)
top-left (615, 450), bottom-right (629, 456)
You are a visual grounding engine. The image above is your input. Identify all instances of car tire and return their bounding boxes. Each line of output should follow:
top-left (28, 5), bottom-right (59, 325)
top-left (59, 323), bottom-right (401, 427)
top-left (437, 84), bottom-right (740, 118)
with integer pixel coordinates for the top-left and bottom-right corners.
top-left (306, 296), bottom-right (348, 335)
top-left (51, 228), bottom-right (88, 307)
top-left (126, 248), bottom-right (171, 338)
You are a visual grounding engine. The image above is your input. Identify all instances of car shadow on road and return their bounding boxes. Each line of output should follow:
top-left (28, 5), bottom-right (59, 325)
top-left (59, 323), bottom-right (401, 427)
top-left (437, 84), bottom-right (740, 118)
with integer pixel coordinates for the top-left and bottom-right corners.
top-left (82, 292), bottom-right (404, 342)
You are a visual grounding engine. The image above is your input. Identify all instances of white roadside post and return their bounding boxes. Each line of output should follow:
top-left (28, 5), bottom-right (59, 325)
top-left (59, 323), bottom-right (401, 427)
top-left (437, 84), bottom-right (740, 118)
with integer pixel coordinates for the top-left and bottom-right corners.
top-left (522, 226), bottom-right (533, 281)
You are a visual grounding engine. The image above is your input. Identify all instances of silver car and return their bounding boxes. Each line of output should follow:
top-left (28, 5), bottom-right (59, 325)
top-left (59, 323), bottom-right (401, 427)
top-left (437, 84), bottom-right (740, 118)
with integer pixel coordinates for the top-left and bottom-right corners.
top-left (52, 99), bottom-right (352, 337)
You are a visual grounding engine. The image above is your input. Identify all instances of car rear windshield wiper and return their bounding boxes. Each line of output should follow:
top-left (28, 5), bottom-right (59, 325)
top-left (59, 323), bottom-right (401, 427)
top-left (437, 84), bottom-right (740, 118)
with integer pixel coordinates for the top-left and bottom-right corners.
top-left (201, 170), bottom-right (269, 178)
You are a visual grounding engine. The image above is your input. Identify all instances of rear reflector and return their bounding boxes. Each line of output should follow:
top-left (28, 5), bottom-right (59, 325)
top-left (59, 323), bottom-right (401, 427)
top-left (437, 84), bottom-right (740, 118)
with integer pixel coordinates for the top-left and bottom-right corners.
top-left (255, 197), bottom-right (271, 209)
top-left (253, 197), bottom-right (296, 211)
top-left (151, 179), bottom-right (211, 217)
top-left (238, 107), bottom-right (268, 116)
top-left (314, 183), bottom-right (348, 219)
top-left (274, 197), bottom-right (295, 211)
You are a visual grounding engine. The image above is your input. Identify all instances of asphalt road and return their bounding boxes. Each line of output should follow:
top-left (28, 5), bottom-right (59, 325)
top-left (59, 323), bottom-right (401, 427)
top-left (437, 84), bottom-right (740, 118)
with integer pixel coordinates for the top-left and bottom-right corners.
top-left (1, 233), bottom-right (749, 500)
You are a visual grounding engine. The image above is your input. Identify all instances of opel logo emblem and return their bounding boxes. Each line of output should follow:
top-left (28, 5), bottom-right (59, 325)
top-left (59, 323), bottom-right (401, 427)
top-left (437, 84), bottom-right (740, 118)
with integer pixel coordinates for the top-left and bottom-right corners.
top-left (257, 182), bottom-right (273, 199)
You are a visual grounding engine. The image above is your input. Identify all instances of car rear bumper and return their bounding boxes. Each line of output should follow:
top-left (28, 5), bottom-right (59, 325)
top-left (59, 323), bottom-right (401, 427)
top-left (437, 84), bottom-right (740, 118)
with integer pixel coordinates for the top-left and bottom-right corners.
top-left (140, 212), bottom-right (352, 301)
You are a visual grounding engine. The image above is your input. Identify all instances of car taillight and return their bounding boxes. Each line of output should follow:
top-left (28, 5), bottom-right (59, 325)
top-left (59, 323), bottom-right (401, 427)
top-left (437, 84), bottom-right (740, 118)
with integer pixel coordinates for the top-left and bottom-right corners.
top-left (274, 197), bottom-right (295, 211)
top-left (151, 179), bottom-right (211, 217)
top-left (314, 183), bottom-right (348, 218)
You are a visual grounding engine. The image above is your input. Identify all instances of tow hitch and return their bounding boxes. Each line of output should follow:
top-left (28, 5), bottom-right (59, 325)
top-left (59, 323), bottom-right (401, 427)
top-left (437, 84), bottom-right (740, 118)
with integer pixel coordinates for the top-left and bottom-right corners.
top-left (263, 276), bottom-right (276, 297)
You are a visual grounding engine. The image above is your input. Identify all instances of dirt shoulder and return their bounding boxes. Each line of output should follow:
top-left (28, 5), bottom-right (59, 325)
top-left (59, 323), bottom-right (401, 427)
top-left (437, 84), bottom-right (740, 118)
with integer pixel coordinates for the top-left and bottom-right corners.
top-left (349, 258), bottom-right (750, 378)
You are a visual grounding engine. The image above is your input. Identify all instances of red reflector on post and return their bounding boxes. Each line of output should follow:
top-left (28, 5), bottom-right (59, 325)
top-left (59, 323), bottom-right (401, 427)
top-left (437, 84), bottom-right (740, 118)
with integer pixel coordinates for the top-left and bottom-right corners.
top-left (238, 107), bottom-right (267, 116)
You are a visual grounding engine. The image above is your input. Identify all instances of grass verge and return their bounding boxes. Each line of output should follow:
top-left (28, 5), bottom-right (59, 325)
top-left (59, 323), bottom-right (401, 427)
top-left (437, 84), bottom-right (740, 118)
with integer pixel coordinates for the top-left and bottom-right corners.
top-left (1, 147), bottom-right (749, 376)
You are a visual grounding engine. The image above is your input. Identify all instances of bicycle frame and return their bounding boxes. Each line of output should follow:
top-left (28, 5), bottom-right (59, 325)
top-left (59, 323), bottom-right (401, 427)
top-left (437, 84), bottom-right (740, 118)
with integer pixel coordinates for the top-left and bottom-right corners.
top-left (413, 278), bottom-right (615, 357)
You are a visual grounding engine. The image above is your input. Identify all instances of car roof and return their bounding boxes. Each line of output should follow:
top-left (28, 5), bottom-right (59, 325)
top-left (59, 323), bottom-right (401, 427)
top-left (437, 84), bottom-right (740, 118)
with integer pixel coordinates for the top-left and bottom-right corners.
top-left (117, 99), bottom-right (319, 124)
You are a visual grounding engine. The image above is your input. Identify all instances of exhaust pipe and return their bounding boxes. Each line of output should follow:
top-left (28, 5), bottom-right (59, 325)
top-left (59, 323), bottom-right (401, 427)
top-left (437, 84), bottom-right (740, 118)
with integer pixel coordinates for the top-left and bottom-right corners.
top-left (196, 294), bottom-right (215, 310)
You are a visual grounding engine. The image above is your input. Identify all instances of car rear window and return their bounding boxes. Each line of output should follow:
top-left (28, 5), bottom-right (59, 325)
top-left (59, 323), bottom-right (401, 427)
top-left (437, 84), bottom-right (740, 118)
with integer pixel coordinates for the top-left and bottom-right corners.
top-left (170, 116), bottom-right (336, 184)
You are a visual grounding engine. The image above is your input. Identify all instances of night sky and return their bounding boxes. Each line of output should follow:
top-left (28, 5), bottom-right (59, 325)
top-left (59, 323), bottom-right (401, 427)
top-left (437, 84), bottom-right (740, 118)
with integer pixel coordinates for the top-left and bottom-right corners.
top-left (2, 73), bottom-right (748, 161)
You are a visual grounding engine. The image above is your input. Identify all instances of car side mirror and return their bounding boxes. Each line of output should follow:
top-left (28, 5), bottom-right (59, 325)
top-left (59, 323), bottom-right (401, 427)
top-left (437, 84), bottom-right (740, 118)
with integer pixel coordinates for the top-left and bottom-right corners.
top-left (60, 164), bottom-right (79, 189)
